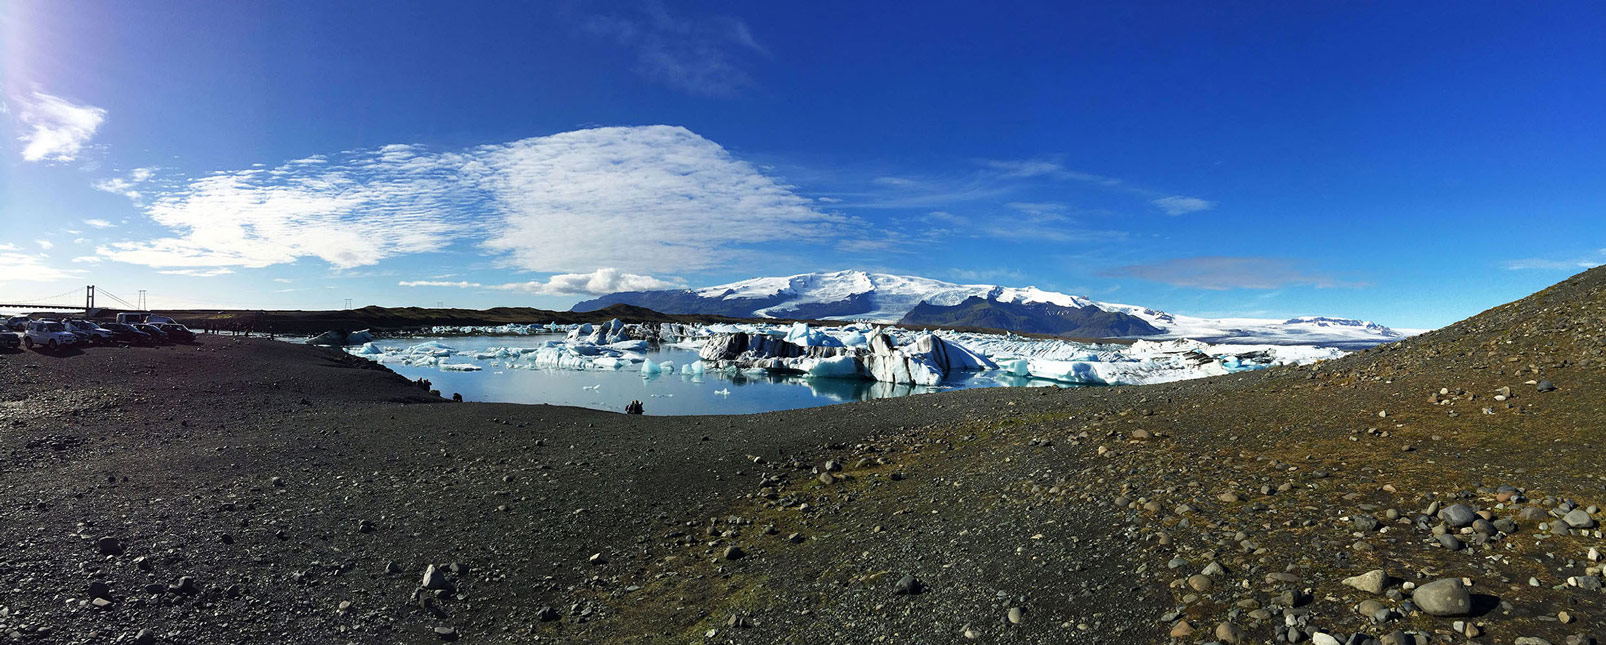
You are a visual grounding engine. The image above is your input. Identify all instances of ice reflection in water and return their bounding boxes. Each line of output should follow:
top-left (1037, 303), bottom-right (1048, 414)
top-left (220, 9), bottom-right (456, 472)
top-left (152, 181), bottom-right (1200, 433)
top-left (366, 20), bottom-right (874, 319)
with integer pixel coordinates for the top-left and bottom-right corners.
top-left (361, 335), bottom-right (1070, 415)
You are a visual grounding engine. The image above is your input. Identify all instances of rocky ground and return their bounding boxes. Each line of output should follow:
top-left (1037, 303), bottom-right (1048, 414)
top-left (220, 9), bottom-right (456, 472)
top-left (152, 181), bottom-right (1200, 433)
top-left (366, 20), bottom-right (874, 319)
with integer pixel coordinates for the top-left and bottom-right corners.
top-left (1, 267), bottom-right (1603, 644)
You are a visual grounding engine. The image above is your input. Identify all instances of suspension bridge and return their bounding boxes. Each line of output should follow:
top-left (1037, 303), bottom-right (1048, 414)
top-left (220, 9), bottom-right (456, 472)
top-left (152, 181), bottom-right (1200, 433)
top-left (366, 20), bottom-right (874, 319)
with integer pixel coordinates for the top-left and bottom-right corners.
top-left (0, 285), bottom-right (146, 314)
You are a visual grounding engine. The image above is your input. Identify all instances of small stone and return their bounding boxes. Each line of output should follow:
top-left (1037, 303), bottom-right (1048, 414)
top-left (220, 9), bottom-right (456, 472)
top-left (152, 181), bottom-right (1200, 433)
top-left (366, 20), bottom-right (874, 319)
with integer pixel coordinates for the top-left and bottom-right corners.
top-left (587, 553), bottom-right (608, 565)
top-left (536, 606), bottom-right (560, 622)
top-left (1439, 504), bottom-right (1478, 528)
top-left (1559, 610), bottom-right (1573, 624)
top-left (421, 565), bottom-right (450, 590)
top-left (1436, 533), bottom-right (1463, 550)
top-left (1187, 574), bottom-right (1213, 592)
top-left (88, 580), bottom-right (112, 600)
top-left (723, 546), bottom-right (745, 560)
top-left (96, 536), bottom-right (124, 556)
top-left (1169, 621), bottom-right (1194, 638)
top-left (433, 626), bottom-right (459, 641)
top-left (1563, 508), bottom-right (1596, 529)
top-left (357, 519), bottom-right (375, 533)
top-left (172, 576), bottom-right (199, 595)
top-left (1007, 607), bottom-right (1023, 624)
top-left (893, 574), bottom-right (923, 595)
top-left (1214, 621), bottom-right (1245, 644)
top-left (1413, 578), bottom-right (1473, 616)
top-left (1537, 380), bottom-right (1557, 392)
top-left (1343, 569), bottom-right (1390, 595)
top-left (134, 629), bottom-right (156, 645)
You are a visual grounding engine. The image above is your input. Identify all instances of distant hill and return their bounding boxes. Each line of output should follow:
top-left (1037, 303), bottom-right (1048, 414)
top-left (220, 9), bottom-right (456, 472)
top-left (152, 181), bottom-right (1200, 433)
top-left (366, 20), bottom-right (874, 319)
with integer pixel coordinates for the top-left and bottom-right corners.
top-left (898, 296), bottom-right (1163, 338)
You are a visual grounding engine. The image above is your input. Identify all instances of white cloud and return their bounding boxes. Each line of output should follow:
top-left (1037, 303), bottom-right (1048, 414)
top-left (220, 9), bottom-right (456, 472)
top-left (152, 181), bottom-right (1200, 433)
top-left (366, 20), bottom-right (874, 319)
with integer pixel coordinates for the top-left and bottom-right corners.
top-left (158, 268), bottom-right (236, 277)
top-left (1153, 195), bottom-right (1213, 215)
top-left (93, 167), bottom-right (158, 200)
top-left (84, 219), bottom-right (114, 228)
top-left (0, 252), bottom-right (82, 284)
top-left (399, 280), bottom-right (482, 288)
top-left (35, 239), bottom-right (53, 250)
top-left (1502, 249), bottom-right (1606, 271)
top-left (71, 256), bottom-right (103, 263)
top-left (490, 268), bottom-right (682, 295)
top-left (13, 91), bottom-right (107, 162)
top-left (98, 146), bottom-right (479, 269)
top-left (272, 278), bottom-right (292, 283)
top-left (479, 126), bottom-right (846, 274)
top-left (101, 126), bottom-right (847, 276)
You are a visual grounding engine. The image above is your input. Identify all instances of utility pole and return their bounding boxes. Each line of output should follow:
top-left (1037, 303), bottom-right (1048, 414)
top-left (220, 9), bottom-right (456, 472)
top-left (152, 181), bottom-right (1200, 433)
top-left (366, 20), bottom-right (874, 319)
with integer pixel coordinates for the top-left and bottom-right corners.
top-left (344, 298), bottom-right (353, 310)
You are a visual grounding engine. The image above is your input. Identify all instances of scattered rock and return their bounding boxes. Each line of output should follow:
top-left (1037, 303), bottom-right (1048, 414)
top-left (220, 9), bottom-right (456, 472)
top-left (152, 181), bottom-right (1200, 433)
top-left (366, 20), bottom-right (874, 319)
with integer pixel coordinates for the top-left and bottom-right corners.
top-left (96, 536), bottom-right (124, 556)
top-left (1412, 578), bottom-right (1473, 616)
top-left (421, 565), bottom-right (450, 590)
top-left (1343, 569), bottom-right (1390, 595)
top-left (893, 574), bottom-right (923, 595)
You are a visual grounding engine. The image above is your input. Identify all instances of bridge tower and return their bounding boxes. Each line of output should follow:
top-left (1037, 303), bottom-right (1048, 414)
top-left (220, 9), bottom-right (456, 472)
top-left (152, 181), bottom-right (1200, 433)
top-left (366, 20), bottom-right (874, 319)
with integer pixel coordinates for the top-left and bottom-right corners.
top-left (85, 285), bottom-right (95, 313)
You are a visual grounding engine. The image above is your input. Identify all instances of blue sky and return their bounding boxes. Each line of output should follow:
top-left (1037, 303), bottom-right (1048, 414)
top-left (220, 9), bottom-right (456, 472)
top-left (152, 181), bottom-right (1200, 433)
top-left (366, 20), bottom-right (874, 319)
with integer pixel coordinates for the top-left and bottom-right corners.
top-left (1, 1), bottom-right (1601, 329)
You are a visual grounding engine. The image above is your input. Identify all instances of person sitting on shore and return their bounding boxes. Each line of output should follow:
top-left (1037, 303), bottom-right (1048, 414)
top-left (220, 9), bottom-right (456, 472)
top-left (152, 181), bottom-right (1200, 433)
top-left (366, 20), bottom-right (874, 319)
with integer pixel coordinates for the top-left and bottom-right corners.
top-left (625, 400), bottom-right (644, 415)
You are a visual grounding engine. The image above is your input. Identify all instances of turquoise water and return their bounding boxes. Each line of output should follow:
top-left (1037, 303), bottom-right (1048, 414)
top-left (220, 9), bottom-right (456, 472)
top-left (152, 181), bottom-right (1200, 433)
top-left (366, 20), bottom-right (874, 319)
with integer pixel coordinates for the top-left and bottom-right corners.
top-left (363, 335), bottom-right (1066, 415)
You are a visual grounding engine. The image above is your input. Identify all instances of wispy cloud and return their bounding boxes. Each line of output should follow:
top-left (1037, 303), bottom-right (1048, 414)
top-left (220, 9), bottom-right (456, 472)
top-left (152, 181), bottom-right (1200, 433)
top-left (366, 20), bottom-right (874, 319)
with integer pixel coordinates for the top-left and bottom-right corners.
top-left (1102, 256), bottom-right (1367, 290)
top-left (1152, 195), bottom-right (1213, 215)
top-left (980, 157), bottom-right (1213, 216)
top-left (12, 91), bottom-right (106, 162)
top-left (92, 167), bottom-right (158, 200)
top-left (101, 126), bottom-right (848, 276)
top-left (399, 280), bottom-right (482, 288)
top-left (583, 3), bottom-right (766, 97)
top-left (0, 252), bottom-right (82, 284)
top-left (490, 268), bottom-right (682, 295)
top-left (1501, 249), bottom-right (1605, 271)
top-left (35, 239), bottom-right (53, 250)
top-left (158, 268), bottom-right (236, 277)
top-left (83, 218), bottom-right (115, 229)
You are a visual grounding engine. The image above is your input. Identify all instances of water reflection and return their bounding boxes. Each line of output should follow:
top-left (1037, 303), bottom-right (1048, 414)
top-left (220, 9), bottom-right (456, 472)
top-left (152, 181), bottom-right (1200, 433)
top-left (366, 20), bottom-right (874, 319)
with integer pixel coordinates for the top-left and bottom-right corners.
top-left (364, 335), bottom-right (1071, 415)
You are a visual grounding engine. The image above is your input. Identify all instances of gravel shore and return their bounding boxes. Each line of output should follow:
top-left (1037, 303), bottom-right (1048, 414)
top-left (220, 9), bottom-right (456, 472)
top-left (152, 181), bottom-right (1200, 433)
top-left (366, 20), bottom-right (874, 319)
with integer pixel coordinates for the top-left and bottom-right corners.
top-left (2, 267), bottom-right (1604, 644)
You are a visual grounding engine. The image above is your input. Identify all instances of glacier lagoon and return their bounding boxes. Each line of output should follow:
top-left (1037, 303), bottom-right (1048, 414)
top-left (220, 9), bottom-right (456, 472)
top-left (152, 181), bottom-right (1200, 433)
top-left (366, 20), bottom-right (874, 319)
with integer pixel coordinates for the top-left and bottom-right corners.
top-left (356, 334), bottom-right (1069, 415)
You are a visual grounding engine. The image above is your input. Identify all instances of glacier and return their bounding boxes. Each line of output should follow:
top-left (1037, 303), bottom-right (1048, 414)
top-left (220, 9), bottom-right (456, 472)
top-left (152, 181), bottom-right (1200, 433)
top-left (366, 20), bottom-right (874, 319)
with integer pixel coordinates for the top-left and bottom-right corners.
top-left (571, 269), bottom-right (1412, 349)
top-left (341, 318), bottom-right (1347, 390)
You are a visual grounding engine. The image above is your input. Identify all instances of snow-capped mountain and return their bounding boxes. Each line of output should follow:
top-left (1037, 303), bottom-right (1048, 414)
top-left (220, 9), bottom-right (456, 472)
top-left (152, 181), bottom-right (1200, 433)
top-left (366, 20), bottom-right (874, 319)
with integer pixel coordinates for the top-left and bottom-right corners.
top-left (572, 270), bottom-right (1406, 348)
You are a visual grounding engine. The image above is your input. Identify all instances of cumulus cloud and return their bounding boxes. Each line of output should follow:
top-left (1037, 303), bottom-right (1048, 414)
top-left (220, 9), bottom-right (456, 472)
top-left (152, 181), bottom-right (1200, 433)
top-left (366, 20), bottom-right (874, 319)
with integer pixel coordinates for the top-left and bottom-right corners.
top-left (100, 126), bottom-right (845, 276)
top-left (13, 91), bottom-right (107, 162)
top-left (492, 268), bottom-right (683, 295)
top-left (584, 4), bottom-right (767, 96)
top-left (1152, 195), bottom-right (1213, 215)
top-left (1102, 256), bottom-right (1366, 290)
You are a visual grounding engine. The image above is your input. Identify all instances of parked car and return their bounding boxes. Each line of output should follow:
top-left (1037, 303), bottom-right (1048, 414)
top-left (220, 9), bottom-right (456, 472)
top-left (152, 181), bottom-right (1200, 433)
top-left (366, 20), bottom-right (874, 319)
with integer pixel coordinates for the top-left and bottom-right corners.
top-left (23, 321), bottom-right (79, 352)
top-left (100, 322), bottom-right (155, 345)
top-left (133, 323), bottom-right (171, 344)
top-left (0, 330), bottom-right (19, 349)
top-left (64, 319), bottom-right (116, 346)
top-left (156, 323), bottom-right (196, 343)
top-left (4, 316), bottom-right (29, 332)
